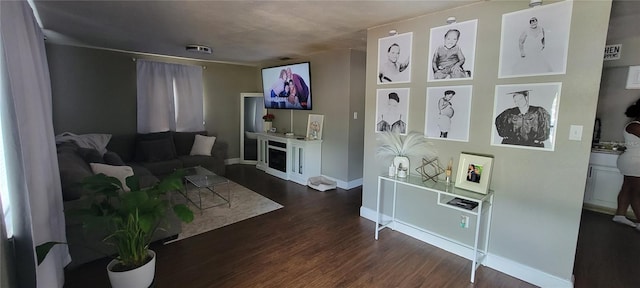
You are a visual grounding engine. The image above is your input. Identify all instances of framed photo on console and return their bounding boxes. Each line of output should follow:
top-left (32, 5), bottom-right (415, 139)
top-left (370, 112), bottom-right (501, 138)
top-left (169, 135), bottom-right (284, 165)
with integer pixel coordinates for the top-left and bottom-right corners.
top-left (306, 114), bottom-right (324, 140)
top-left (455, 153), bottom-right (493, 195)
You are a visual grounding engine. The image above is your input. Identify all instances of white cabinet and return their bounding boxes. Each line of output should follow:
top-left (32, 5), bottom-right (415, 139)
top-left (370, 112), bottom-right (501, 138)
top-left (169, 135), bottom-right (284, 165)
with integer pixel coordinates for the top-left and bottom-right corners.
top-left (584, 152), bottom-right (623, 211)
top-left (256, 133), bottom-right (322, 186)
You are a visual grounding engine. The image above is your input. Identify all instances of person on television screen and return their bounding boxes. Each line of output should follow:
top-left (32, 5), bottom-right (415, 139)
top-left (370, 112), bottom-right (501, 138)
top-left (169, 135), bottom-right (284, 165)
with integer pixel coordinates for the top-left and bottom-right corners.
top-left (379, 43), bottom-right (410, 83)
top-left (432, 29), bottom-right (467, 79)
top-left (494, 89), bottom-right (550, 147)
top-left (270, 69), bottom-right (289, 108)
top-left (286, 73), bottom-right (310, 109)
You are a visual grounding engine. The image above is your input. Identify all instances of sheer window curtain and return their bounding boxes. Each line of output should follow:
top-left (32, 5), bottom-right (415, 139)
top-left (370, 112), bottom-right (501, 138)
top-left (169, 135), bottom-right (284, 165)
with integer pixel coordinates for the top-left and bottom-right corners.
top-left (136, 60), bottom-right (204, 133)
top-left (1, 1), bottom-right (70, 287)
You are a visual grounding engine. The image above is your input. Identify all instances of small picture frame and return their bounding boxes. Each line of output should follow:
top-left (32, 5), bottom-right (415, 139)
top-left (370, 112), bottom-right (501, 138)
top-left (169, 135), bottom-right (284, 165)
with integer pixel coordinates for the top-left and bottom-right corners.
top-left (455, 153), bottom-right (494, 195)
top-left (306, 114), bottom-right (324, 140)
top-left (626, 66), bottom-right (640, 89)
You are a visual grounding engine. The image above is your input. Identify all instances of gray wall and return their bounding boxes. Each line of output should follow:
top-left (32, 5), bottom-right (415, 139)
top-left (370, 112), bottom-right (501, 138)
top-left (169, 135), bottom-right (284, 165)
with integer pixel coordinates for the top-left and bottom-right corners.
top-left (362, 0), bottom-right (610, 282)
top-left (261, 49), bottom-right (366, 183)
top-left (46, 43), bottom-right (258, 158)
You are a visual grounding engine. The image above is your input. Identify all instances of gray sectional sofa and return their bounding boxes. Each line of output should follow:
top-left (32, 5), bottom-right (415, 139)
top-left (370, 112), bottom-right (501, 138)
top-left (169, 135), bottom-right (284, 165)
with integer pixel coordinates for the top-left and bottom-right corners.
top-left (58, 130), bottom-right (226, 268)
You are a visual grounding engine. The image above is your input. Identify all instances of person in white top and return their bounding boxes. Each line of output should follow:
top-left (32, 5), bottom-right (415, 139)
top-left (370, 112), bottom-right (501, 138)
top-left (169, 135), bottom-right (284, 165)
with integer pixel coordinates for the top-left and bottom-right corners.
top-left (614, 100), bottom-right (640, 230)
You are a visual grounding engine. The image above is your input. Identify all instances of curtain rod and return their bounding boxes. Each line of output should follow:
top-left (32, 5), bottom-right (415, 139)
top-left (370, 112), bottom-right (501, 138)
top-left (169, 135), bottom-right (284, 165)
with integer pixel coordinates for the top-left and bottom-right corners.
top-left (132, 57), bottom-right (207, 70)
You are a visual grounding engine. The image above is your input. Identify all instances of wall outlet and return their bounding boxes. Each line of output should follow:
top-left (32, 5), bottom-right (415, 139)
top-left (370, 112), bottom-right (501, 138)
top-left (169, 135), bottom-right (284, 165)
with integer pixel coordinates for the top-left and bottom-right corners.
top-left (460, 215), bottom-right (470, 228)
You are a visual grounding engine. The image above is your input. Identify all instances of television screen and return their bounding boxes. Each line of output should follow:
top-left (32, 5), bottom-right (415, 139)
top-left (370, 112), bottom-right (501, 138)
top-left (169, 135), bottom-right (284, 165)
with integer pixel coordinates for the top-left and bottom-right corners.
top-left (261, 62), bottom-right (312, 110)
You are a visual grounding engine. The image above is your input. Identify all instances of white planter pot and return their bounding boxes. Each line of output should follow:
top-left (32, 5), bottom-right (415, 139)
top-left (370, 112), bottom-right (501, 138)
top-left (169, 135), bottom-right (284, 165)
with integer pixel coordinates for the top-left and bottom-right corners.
top-left (264, 121), bottom-right (272, 132)
top-left (107, 250), bottom-right (156, 288)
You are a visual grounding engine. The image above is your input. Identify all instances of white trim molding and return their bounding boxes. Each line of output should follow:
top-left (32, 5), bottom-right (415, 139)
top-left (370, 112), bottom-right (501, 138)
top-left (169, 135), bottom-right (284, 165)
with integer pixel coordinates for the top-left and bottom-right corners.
top-left (225, 158), bottom-right (240, 165)
top-left (321, 175), bottom-right (362, 190)
top-left (360, 206), bottom-right (572, 288)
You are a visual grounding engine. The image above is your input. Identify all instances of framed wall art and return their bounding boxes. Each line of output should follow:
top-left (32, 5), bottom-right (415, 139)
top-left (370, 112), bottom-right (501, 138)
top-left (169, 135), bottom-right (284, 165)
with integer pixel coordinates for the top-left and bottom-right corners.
top-left (424, 85), bottom-right (472, 142)
top-left (375, 88), bottom-right (410, 135)
top-left (491, 82), bottom-right (561, 151)
top-left (498, 1), bottom-right (573, 78)
top-left (427, 19), bottom-right (478, 82)
top-left (455, 152), bottom-right (493, 195)
top-left (377, 32), bottom-right (413, 84)
top-left (306, 114), bottom-right (324, 140)
top-left (626, 66), bottom-right (640, 89)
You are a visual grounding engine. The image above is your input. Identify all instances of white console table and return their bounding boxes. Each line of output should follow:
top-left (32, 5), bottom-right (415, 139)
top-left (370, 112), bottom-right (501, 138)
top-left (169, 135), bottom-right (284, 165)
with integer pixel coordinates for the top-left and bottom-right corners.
top-left (256, 133), bottom-right (322, 186)
top-left (375, 174), bottom-right (494, 283)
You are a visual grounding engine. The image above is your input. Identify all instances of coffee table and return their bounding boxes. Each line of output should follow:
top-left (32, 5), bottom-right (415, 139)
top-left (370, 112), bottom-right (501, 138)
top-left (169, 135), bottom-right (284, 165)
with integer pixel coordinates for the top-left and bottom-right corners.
top-left (181, 166), bottom-right (230, 212)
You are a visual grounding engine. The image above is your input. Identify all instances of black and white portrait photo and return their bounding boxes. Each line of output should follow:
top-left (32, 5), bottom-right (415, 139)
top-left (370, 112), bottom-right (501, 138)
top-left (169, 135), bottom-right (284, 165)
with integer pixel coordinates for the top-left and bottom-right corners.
top-left (377, 32), bottom-right (413, 84)
top-left (491, 83), bottom-right (562, 151)
top-left (376, 88), bottom-right (410, 135)
top-left (498, 1), bottom-right (572, 78)
top-left (425, 85), bottom-right (472, 142)
top-left (427, 19), bottom-right (477, 82)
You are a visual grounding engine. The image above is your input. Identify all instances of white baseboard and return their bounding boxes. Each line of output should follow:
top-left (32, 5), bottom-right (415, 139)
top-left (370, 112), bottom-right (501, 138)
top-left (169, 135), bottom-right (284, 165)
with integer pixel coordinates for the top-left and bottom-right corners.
top-left (225, 158), bottom-right (240, 165)
top-left (360, 206), bottom-right (572, 288)
top-left (321, 175), bottom-right (362, 190)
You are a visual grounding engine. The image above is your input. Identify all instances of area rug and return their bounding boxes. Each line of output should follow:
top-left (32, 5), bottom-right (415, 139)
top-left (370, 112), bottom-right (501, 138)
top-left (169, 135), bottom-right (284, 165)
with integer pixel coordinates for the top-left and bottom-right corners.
top-left (167, 180), bottom-right (283, 242)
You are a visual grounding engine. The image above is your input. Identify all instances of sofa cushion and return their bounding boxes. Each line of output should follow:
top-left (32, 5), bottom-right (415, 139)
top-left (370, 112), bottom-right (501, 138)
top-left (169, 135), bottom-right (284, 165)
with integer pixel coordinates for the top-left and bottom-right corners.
top-left (140, 159), bottom-right (183, 177)
top-left (173, 131), bottom-right (207, 156)
top-left (190, 135), bottom-right (216, 156)
top-left (77, 148), bottom-right (104, 164)
top-left (138, 138), bottom-right (177, 162)
top-left (134, 131), bottom-right (176, 162)
top-left (103, 151), bottom-right (126, 166)
top-left (58, 150), bottom-right (93, 201)
top-left (89, 163), bottom-right (134, 192)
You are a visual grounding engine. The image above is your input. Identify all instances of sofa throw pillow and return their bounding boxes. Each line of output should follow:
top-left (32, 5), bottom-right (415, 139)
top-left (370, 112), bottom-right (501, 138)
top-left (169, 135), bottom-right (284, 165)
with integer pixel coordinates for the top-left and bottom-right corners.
top-left (190, 134), bottom-right (216, 156)
top-left (103, 151), bottom-right (126, 166)
top-left (138, 138), bottom-right (177, 162)
top-left (174, 131), bottom-right (207, 156)
top-left (77, 148), bottom-right (104, 164)
top-left (89, 163), bottom-right (134, 192)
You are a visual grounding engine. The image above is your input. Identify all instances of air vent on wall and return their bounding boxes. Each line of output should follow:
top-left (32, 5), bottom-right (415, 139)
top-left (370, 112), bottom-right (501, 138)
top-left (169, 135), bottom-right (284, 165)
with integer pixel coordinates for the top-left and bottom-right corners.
top-left (186, 44), bottom-right (212, 54)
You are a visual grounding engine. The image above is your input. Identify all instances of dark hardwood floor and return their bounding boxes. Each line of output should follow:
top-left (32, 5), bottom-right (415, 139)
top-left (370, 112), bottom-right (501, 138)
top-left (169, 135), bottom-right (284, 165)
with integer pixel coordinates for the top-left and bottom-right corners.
top-left (65, 164), bottom-right (630, 288)
top-left (573, 209), bottom-right (640, 288)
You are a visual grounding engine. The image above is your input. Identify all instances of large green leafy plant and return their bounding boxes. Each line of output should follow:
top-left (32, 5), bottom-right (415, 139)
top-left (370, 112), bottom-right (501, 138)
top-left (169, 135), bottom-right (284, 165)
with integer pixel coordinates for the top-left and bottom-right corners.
top-left (71, 171), bottom-right (194, 270)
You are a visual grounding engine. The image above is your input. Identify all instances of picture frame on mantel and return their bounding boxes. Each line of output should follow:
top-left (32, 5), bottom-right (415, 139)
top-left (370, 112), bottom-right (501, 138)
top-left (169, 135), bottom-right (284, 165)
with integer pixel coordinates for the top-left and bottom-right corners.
top-left (306, 114), bottom-right (324, 140)
top-left (455, 153), bottom-right (493, 195)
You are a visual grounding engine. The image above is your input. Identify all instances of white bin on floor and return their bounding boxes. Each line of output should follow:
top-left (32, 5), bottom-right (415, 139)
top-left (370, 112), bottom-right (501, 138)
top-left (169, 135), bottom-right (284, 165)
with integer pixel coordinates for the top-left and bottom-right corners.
top-left (307, 176), bottom-right (337, 192)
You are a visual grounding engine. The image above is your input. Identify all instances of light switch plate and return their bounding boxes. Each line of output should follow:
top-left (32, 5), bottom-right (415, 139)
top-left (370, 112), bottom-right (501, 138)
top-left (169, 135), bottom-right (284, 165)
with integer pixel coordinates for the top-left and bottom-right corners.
top-left (569, 125), bottom-right (583, 141)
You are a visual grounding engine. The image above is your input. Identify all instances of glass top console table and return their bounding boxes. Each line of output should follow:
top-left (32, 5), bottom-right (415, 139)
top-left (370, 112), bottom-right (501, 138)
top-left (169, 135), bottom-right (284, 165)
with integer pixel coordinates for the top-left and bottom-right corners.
top-left (375, 174), bottom-right (494, 283)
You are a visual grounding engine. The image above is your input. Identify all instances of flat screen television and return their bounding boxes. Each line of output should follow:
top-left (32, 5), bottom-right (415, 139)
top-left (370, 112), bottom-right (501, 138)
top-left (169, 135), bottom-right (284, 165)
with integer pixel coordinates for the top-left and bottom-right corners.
top-left (261, 62), bottom-right (312, 110)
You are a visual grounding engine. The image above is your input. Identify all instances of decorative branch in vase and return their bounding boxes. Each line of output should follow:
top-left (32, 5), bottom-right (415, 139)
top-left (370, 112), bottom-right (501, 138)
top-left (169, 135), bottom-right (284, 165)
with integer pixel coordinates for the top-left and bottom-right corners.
top-left (376, 131), bottom-right (435, 178)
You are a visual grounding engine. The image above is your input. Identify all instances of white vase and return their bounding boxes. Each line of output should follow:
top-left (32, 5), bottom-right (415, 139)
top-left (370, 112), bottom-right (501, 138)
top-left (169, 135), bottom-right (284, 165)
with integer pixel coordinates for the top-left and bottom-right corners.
top-left (393, 156), bottom-right (410, 178)
top-left (264, 121), bottom-right (272, 132)
top-left (107, 250), bottom-right (156, 288)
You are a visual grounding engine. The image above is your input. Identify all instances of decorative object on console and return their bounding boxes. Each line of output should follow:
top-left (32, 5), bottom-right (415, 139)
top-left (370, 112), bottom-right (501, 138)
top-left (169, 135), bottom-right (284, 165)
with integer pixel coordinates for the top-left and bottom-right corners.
top-left (415, 157), bottom-right (446, 183)
top-left (455, 152), bottom-right (494, 194)
top-left (306, 114), bottom-right (324, 140)
top-left (263, 113), bottom-right (275, 132)
top-left (376, 131), bottom-right (435, 175)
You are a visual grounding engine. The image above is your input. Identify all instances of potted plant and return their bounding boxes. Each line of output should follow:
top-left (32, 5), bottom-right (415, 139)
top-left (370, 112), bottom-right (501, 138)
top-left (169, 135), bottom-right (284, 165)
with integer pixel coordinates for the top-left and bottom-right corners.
top-left (70, 171), bottom-right (194, 288)
top-left (263, 113), bottom-right (275, 132)
top-left (376, 131), bottom-right (435, 177)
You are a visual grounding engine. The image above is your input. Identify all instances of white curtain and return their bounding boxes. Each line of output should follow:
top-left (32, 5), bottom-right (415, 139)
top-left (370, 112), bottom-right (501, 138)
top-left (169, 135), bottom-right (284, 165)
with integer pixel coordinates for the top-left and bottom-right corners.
top-left (0, 1), bottom-right (70, 287)
top-left (136, 60), bottom-right (204, 133)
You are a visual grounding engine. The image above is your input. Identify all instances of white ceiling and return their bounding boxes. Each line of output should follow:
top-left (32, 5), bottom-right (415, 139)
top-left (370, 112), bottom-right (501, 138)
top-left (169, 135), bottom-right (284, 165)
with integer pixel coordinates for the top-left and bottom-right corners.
top-left (33, 1), bottom-right (635, 66)
top-left (33, 0), bottom-right (481, 65)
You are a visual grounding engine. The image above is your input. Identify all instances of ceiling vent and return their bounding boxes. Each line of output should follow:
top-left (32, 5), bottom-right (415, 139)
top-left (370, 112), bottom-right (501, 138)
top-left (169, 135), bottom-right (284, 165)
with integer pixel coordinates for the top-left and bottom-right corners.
top-left (186, 44), bottom-right (212, 54)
